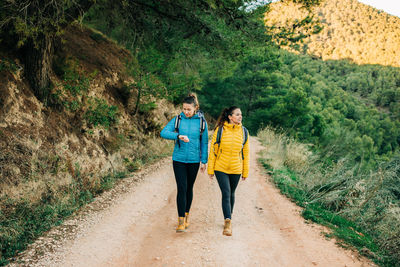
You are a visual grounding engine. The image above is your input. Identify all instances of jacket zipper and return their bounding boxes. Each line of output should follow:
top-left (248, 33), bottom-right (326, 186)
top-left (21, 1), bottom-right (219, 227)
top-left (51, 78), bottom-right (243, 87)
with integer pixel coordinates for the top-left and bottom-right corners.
top-left (186, 117), bottom-right (192, 162)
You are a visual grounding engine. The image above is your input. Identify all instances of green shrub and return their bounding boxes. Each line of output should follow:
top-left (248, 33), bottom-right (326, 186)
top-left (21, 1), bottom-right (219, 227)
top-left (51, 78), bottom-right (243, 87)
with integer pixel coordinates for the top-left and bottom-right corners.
top-left (0, 58), bottom-right (18, 73)
top-left (62, 68), bottom-right (90, 97)
top-left (124, 158), bottom-right (143, 172)
top-left (139, 101), bottom-right (157, 113)
top-left (84, 98), bottom-right (118, 128)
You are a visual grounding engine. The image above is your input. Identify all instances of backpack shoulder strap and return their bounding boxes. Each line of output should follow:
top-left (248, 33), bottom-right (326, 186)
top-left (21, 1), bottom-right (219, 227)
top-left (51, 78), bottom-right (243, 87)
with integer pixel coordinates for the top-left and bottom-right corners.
top-left (213, 126), bottom-right (223, 157)
top-left (174, 115), bottom-right (182, 147)
top-left (241, 126), bottom-right (248, 160)
top-left (174, 114), bottom-right (181, 133)
top-left (215, 126), bottom-right (223, 145)
top-left (200, 116), bottom-right (206, 134)
top-left (242, 126), bottom-right (248, 146)
top-left (199, 116), bottom-right (206, 144)
top-left (197, 111), bottom-right (206, 134)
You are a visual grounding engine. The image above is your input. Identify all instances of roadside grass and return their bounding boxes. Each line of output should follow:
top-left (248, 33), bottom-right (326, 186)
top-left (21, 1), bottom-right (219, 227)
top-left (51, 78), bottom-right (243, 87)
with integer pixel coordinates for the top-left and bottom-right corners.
top-left (260, 163), bottom-right (393, 266)
top-left (0, 171), bottom-right (128, 266)
top-left (0, 137), bottom-right (173, 266)
top-left (258, 127), bottom-right (398, 267)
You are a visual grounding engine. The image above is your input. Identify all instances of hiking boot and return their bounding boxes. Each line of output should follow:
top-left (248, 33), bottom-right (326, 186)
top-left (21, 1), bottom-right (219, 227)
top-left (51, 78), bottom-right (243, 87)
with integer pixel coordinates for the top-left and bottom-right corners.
top-left (184, 212), bottom-right (190, 229)
top-left (223, 218), bottom-right (232, 236)
top-left (176, 217), bottom-right (185, 232)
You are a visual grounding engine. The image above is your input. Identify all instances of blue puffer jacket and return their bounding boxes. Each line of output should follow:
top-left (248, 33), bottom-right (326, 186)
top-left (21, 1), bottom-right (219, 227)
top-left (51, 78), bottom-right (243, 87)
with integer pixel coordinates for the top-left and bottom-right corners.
top-left (161, 111), bottom-right (208, 164)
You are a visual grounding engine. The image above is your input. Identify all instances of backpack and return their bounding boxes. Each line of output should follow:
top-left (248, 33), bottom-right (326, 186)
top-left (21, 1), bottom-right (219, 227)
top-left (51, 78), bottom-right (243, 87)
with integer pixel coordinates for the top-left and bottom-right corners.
top-left (174, 111), bottom-right (206, 147)
top-left (214, 125), bottom-right (248, 159)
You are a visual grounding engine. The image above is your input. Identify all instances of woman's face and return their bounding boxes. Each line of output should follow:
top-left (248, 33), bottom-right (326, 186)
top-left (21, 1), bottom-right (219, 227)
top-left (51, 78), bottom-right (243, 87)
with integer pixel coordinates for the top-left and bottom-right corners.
top-left (183, 103), bottom-right (196, 118)
top-left (228, 108), bottom-right (242, 125)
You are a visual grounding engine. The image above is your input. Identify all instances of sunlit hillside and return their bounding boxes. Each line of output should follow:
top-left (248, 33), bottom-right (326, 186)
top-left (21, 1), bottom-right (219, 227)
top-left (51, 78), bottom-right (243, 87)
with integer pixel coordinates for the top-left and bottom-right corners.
top-left (265, 0), bottom-right (400, 67)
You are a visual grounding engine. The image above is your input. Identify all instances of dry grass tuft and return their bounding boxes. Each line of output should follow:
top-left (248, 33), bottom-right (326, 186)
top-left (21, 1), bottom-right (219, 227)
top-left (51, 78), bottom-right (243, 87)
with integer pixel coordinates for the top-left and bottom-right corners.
top-left (257, 126), bottom-right (311, 172)
top-left (258, 126), bottom-right (400, 264)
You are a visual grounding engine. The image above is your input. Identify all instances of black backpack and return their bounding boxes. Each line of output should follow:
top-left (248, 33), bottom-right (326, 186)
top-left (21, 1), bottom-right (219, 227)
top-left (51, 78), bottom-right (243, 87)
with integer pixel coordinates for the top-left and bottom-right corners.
top-left (174, 111), bottom-right (206, 147)
top-left (214, 125), bottom-right (248, 159)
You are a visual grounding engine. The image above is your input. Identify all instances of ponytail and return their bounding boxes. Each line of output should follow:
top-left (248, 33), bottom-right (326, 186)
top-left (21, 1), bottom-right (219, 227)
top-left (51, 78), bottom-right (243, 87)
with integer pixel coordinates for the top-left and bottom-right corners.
top-left (215, 106), bottom-right (239, 130)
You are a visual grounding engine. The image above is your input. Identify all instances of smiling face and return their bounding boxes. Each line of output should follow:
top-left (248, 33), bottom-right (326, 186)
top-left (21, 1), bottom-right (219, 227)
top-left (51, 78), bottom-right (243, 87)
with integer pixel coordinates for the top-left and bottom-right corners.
top-left (228, 108), bottom-right (242, 125)
top-left (183, 103), bottom-right (196, 118)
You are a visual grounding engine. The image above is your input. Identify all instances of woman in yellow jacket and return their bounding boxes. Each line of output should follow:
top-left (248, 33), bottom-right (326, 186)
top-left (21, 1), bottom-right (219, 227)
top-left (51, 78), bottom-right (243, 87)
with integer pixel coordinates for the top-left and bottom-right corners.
top-left (208, 106), bottom-right (249, 236)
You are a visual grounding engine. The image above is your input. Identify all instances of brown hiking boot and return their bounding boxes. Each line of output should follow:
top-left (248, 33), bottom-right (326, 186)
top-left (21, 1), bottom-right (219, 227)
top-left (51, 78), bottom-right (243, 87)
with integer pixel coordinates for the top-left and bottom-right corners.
top-left (184, 212), bottom-right (190, 229)
top-left (223, 218), bottom-right (232, 236)
top-left (176, 217), bottom-right (185, 232)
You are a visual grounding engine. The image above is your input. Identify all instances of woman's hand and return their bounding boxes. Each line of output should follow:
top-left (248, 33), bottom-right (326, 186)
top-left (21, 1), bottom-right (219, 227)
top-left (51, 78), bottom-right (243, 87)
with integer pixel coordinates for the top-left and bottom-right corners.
top-left (200, 163), bottom-right (206, 173)
top-left (242, 176), bottom-right (247, 181)
top-left (208, 174), bottom-right (214, 180)
top-left (178, 135), bottom-right (190, 142)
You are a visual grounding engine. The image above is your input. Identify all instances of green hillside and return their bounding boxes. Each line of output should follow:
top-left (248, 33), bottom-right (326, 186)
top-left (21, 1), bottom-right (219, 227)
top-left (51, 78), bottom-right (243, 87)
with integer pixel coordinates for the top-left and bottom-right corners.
top-left (266, 0), bottom-right (400, 67)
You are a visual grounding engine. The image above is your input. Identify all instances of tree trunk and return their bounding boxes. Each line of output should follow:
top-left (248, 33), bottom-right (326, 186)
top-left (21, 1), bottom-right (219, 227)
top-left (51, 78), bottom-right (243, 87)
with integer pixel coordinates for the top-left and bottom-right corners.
top-left (19, 0), bottom-right (95, 103)
top-left (22, 33), bottom-right (54, 103)
top-left (133, 83), bottom-right (142, 115)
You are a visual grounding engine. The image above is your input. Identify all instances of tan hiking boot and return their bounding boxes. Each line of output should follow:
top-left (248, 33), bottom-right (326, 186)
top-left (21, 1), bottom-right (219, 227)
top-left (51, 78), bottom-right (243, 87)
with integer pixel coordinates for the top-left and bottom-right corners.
top-left (223, 218), bottom-right (232, 236)
top-left (184, 212), bottom-right (190, 229)
top-left (176, 217), bottom-right (185, 232)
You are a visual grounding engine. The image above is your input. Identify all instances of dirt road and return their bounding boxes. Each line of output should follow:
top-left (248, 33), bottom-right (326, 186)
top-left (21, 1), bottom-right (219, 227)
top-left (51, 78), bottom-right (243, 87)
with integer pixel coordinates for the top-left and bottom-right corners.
top-left (11, 137), bottom-right (375, 267)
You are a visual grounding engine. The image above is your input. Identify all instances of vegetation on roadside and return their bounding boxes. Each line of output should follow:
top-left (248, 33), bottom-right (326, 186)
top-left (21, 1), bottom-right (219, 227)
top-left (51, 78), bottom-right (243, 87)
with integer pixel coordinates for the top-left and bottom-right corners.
top-left (258, 127), bottom-right (400, 266)
top-left (51, 59), bottom-right (119, 128)
top-left (0, 136), bottom-right (172, 266)
top-left (84, 97), bottom-right (118, 128)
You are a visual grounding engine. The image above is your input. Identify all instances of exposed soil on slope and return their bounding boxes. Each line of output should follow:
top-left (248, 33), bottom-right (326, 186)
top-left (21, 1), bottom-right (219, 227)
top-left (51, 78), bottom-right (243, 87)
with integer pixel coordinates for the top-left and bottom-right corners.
top-left (0, 23), bottom-right (176, 201)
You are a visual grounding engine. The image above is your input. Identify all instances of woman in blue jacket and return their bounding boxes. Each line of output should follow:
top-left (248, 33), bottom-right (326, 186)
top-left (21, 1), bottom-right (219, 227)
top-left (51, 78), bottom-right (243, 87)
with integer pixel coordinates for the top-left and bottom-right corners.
top-left (160, 93), bottom-right (208, 232)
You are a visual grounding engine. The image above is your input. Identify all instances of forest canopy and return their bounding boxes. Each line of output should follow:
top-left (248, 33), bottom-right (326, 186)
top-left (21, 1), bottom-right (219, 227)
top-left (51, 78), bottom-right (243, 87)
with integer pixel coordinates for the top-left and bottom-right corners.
top-left (0, 0), bottom-right (320, 103)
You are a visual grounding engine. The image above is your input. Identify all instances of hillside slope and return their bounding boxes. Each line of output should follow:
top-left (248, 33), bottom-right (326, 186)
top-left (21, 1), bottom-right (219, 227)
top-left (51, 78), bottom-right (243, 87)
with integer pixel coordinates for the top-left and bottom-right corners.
top-left (265, 0), bottom-right (400, 67)
top-left (0, 24), bottom-right (177, 264)
top-left (0, 24), bottom-right (174, 191)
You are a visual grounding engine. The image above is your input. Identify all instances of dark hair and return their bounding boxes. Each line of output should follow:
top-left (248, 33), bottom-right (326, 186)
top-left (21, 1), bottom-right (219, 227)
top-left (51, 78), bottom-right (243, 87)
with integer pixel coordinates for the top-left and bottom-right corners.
top-left (182, 93), bottom-right (199, 110)
top-left (215, 106), bottom-right (240, 129)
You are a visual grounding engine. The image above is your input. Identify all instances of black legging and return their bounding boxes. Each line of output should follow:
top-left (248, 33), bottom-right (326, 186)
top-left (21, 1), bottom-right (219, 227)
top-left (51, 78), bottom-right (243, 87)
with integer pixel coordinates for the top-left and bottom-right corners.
top-left (215, 171), bottom-right (241, 219)
top-left (172, 161), bottom-right (200, 217)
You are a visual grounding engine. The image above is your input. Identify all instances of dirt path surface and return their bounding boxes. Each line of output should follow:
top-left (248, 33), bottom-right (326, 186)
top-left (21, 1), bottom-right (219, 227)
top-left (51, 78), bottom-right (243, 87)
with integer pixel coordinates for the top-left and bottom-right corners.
top-left (10, 137), bottom-right (375, 267)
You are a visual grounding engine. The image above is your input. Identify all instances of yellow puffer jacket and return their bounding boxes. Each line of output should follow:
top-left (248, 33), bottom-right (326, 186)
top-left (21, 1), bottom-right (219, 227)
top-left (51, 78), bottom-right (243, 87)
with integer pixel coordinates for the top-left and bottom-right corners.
top-left (208, 122), bottom-right (250, 177)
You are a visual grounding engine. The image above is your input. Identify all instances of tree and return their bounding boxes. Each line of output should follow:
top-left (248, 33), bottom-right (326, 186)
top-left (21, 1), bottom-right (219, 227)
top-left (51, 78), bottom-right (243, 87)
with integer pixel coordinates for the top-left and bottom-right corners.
top-left (0, 0), bottom-right (96, 103)
top-left (84, 0), bottom-right (272, 103)
top-left (1, 0), bottom-right (321, 104)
